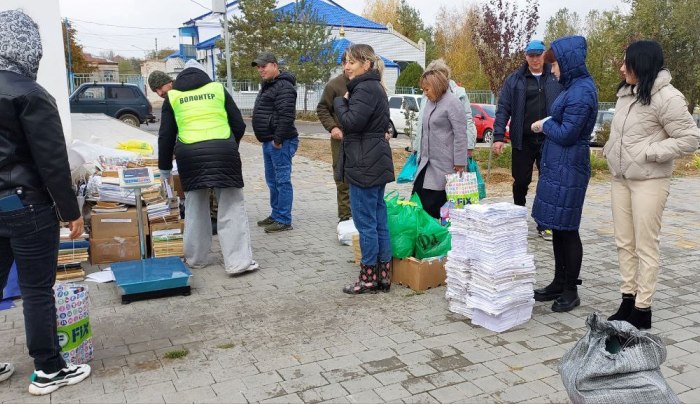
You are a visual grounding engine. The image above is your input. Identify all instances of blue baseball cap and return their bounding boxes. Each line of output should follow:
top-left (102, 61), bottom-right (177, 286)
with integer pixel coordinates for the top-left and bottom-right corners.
top-left (525, 40), bottom-right (545, 55)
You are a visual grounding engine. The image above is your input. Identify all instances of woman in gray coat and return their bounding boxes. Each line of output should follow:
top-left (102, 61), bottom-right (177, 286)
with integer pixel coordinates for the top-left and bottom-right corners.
top-left (412, 70), bottom-right (468, 218)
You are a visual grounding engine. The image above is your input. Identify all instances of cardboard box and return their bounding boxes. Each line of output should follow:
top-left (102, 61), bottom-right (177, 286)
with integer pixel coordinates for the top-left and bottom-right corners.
top-left (90, 236), bottom-right (141, 264)
top-left (172, 175), bottom-right (185, 199)
top-left (392, 256), bottom-right (446, 292)
top-left (90, 208), bottom-right (148, 238)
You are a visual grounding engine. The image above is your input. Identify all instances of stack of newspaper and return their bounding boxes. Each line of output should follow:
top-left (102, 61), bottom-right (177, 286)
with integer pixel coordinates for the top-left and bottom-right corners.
top-left (446, 203), bottom-right (536, 332)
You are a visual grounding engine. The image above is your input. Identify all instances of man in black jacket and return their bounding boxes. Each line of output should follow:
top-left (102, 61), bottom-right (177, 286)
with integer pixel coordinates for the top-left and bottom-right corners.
top-left (251, 52), bottom-right (299, 233)
top-left (158, 60), bottom-right (257, 275)
top-left (492, 39), bottom-right (562, 241)
top-left (0, 10), bottom-right (90, 395)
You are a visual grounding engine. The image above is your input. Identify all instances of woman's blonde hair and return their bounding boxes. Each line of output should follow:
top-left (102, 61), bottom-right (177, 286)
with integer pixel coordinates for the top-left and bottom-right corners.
top-left (425, 58), bottom-right (451, 80)
top-left (420, 70), bottom-right (449, 97)
top-left (344, 44), bottom-right (386, 91)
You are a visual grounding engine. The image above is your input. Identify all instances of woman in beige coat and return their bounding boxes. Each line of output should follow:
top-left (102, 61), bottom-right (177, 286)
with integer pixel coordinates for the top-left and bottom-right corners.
top-left (604, 40), bottom-right (699, 329)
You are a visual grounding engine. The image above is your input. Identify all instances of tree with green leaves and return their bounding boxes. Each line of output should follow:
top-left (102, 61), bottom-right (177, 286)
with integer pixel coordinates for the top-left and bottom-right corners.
top-left (278, 0), bottom-right (337, 111)
top-left (61, 21), bottom-right (94, 74)
top-left (395, 62), bottom-right (423, 89)
top-left (472, 0), bottom-right (540, 95)
top-left (584, 9), bottom-right (628, 102)
top-left (118, 57), bottom-right (143, 75)
top-left (217, 0), bottom-right (281, 82)
top-left (626, 0), bottom-right (700, 111)
top-left (544, 8), bottom-right (582, 44)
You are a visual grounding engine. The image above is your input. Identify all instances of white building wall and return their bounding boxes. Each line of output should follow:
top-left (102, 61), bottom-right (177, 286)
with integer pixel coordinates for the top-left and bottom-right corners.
top-left (5, 0), bottom-right (72, 142)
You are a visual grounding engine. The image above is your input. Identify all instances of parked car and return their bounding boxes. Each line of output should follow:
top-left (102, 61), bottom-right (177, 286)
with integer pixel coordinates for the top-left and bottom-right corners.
top-left (388, 94), bottom-right (422, 137)
top-left (590, 109), bottom-right (615, 146)
top-left (69, 82), bottom-right (156, 127)
top-left (470, 103), bottom-right (509, 144)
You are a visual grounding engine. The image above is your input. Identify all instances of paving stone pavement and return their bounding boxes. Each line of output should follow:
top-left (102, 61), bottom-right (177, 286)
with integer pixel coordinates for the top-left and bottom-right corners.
top-left (1, 140), bottom-right (699, 403)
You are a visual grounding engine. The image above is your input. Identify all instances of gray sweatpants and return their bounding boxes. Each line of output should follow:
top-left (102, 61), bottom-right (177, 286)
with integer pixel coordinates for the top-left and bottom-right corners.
top-left (184, 187), bottom-right (254, 272)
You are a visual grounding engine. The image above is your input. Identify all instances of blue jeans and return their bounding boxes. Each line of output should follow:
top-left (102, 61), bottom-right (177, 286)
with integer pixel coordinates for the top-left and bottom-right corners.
top-left (349, 184), bottom-right (392, 265)
top-left (262, 138), bottom-right (298, 225)
top-left (0, 203), bottom-right (66, 373)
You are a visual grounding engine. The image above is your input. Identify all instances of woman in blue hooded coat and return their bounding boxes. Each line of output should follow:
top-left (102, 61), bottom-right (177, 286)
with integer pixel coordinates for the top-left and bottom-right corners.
top-left (530, 36), bottom-right (598, 313)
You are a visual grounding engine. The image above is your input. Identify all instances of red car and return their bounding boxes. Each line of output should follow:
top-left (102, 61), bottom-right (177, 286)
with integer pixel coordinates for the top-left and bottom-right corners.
top-left (470, 103), bottom-right (510, 144)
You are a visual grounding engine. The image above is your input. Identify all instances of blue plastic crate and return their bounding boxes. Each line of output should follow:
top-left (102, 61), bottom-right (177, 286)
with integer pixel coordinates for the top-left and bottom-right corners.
top-left (111, 257), bottom-right (191, 296)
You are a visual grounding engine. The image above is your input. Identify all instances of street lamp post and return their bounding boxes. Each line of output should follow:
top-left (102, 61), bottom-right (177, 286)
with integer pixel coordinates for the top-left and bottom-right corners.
top-left (213, 0), bottom-right (233, 94)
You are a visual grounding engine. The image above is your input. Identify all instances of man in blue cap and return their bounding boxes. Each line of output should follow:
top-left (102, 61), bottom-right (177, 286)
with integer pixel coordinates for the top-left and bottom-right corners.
top-left (492, 39), bottom-right (562, 241)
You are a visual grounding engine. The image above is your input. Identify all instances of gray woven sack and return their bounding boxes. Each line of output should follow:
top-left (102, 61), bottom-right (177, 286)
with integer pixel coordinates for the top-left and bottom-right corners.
top-left (559, 313), bottom-right (679, 404)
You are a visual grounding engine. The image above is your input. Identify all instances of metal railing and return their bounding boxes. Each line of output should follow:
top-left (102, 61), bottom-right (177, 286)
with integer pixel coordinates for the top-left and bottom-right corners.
top-left (217, 79), bottom-right (326, 115)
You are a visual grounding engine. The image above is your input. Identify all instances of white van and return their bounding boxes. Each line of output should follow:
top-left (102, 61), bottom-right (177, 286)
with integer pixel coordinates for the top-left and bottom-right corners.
top-left (388, 94), bottom-right (422, 137)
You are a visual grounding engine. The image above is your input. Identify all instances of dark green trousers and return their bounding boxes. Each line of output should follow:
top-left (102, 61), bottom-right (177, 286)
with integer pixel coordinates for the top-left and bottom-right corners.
top-left (331, 138), bottom-right (351, 220)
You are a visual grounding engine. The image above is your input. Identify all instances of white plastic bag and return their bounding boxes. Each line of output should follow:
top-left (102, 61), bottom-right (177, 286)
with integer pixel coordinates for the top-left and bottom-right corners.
top-left (337, 218), bottom-right (358, 246)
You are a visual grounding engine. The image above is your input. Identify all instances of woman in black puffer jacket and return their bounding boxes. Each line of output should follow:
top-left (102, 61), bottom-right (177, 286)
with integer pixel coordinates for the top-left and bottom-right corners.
top-left (334, 44), bottom-right (395, 294)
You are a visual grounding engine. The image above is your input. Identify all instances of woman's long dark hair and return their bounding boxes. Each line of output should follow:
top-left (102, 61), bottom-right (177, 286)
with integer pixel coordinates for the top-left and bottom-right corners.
top-left (617, 40), bottom-right (664, 106)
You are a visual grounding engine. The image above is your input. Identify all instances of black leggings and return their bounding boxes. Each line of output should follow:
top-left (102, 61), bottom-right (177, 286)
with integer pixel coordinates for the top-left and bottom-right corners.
top-left (552, 229), bottom-right (582, 290)
top-left (412, 167), bottom-right (447, 219)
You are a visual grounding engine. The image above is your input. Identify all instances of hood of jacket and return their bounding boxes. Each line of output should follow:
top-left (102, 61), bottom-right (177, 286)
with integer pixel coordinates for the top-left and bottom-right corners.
top-left (616, 69), bottom-right (673, 98)
top-left (265, 70), bottom-right (297, 86)
top-left (347, 69), bottom-right (382, 92)
top-left (0, 10), bottom-right (42, 80)
top-left (173, 64), bottom-right (212, 91)
top-left (551, 36), bottom-right (590, 89)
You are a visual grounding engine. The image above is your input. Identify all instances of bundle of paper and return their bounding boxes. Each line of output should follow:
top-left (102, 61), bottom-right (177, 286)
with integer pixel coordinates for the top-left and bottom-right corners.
top-left (445, 202), bottom-right (535, 332)
top-left (57, 233), bottom-right (89, 281)
top-left (150, 223), bottom-right (184, 258)
top-left (91, 201), bottom-right (127, 213)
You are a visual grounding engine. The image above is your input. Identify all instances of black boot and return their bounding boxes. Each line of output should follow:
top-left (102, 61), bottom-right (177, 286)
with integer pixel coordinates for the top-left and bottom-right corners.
top-left (552, 289), bottom-right (580, 312)
top-left (534, 280), bottom-right (564, 302)
top-left (534, 263), bottom-right (565, 302)
top-left (608, 293), bottom-right (636, 321)
top-left (626, 306), bottom-right (652, 330)
top-left (343, 263), bottom-right (379, 294)
top-left (377, 260), bottom-right (392, 292)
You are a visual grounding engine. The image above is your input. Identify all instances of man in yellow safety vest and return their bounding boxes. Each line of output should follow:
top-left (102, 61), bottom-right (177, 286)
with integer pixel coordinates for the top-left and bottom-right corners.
top-left (158, 60), bottom-right (258, 275)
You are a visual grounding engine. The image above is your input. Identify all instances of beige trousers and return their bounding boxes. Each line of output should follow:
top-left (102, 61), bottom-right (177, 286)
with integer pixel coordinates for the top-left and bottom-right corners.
top-left (611, 176), bottom-right (671, 308)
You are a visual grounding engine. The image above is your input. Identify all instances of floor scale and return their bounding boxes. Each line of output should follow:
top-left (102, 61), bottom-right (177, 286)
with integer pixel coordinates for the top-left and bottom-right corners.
top-left (110, 167), bottom-right (192, 303)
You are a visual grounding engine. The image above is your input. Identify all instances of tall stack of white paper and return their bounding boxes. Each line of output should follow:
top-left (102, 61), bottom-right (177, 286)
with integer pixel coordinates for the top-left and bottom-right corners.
top-left (446, 203), bottom-right (536, 332)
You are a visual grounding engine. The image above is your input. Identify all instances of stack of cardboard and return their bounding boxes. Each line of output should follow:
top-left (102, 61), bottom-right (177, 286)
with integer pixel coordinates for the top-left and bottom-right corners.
top-left (447, 203), bottom-right (536, 332)
top-left (57, 229), bottom-right (89, 281)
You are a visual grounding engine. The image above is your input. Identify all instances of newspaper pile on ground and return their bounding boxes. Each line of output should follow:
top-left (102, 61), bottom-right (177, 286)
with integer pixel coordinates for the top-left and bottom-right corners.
top-left (446, 202), bottom-right (536, 332)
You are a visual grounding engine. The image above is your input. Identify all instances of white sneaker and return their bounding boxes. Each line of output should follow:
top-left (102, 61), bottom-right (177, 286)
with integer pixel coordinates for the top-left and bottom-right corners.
top-left (0, 363), bottom-right (14, 382)
top-left (28, 363), bottom-right (91, 396)
top-left (226, 260), bottom-right (259, 275)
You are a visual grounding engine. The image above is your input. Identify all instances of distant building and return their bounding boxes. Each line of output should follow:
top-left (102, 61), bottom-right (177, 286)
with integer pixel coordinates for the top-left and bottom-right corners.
top-left (83, 53), bottom-right (119, 82)
top-left (169, 0), bottom-right (425, 95)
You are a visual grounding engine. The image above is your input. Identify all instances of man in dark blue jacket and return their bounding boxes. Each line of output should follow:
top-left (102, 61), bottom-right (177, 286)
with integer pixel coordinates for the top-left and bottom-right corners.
top-left (252, 52), bottom-right (299, 233)
top-left (492, 40), bottom-right (562, 241)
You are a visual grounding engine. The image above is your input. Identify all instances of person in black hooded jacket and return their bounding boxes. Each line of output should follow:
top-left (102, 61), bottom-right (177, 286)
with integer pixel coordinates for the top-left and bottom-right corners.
top-left (334, 44), bottom-right (395, 294)
top-left (0, 10), bottom-right (91, 394)
top-left (158, 60), bottom-right (258, 275)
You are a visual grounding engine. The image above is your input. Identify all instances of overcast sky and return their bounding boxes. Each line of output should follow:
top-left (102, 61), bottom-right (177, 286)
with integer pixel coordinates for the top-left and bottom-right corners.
top-left (58, 0), bottom-right (628, 59)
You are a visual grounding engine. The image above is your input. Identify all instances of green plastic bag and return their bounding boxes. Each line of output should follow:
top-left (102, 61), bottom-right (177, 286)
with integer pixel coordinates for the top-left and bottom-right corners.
top-left (468, 157), bottom-right (486, 200)
top-left (385, 192), bottom-right (421, 259)
top-left (414, 209), bottom-right (452, 259)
